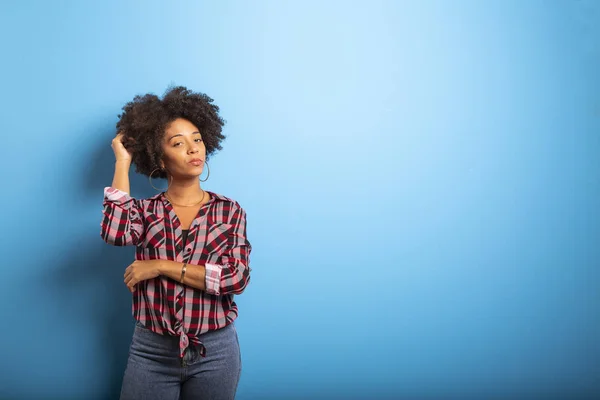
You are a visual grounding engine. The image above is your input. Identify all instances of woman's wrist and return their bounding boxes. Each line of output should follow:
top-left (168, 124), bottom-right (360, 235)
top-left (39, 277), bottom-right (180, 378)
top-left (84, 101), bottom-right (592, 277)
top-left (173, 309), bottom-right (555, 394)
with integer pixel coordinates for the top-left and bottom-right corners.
top-left (156, 260), bottom-right (207, 291)
top-left (158, 260), bottom-right (178, 275)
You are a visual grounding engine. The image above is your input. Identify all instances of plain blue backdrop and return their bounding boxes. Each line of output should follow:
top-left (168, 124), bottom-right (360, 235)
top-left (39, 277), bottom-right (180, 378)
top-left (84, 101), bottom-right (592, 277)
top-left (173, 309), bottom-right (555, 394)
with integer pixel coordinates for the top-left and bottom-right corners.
top-left (1, 1), bottom-right (598, 399)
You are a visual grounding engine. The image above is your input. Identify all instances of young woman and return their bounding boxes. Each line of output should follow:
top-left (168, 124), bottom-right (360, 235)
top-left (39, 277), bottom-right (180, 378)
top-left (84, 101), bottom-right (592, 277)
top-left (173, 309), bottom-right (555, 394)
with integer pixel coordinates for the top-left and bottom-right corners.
top-left (100, 86), bottom-right (252, 400)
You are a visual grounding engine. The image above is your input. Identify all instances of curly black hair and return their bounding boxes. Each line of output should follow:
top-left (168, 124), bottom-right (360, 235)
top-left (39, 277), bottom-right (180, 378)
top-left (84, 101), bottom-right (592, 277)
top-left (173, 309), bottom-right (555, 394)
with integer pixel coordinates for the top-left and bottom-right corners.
top-left (116, 86), bottom-right (226, 179)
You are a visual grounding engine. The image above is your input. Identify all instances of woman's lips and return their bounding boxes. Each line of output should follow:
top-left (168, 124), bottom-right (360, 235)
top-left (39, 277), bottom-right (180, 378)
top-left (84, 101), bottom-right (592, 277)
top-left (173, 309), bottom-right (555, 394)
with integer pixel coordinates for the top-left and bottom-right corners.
top-left (189, 159), bottom-right (203, 166)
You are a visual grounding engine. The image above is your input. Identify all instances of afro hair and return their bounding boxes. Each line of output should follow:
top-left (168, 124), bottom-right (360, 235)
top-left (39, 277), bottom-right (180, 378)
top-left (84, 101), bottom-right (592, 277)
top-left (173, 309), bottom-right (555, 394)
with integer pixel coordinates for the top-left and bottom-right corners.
top-left (116, 85), bottom-right (226, 179)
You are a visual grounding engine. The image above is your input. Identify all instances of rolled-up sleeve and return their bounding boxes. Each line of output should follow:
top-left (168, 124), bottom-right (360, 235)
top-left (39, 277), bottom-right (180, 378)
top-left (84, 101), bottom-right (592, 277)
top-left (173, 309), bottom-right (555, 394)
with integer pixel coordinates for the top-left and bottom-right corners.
top-left (100, 187), bottom-right (144, 246)
top-left (204, 204), bottom-right (252, 295)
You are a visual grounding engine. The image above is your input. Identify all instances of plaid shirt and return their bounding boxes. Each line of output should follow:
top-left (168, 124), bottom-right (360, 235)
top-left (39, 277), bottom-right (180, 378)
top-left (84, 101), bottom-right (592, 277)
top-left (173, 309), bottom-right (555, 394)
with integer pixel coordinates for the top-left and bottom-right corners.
top-left (100, 187), bottom-right (252, 358)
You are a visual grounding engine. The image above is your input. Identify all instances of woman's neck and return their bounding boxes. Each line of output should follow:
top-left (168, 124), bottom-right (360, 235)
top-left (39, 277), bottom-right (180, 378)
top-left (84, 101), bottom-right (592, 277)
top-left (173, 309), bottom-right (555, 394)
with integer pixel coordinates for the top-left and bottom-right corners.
top-left (165, 178), bottom-right (204, 203)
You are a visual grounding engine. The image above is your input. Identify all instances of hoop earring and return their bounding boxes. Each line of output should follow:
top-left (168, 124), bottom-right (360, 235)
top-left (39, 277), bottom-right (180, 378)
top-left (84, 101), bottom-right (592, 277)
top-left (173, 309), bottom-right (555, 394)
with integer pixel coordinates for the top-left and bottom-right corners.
top-left (200, 161), bottom-right (210, 182)
top-left (149, 167), bottom-right (169, 191)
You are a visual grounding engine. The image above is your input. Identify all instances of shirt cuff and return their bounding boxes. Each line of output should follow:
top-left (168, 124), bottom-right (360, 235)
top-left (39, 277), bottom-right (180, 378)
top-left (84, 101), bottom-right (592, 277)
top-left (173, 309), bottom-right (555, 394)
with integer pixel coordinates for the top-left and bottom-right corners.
top-left (104, 187), bottom-right (132, 205)
top-left (204, 263), bottom-right (223, 295)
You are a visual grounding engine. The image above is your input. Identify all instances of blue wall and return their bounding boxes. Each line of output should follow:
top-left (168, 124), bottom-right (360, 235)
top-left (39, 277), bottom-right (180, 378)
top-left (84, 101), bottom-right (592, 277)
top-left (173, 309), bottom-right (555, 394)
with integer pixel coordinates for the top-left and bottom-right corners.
top-left (1, 1), bottom-right (598, 399)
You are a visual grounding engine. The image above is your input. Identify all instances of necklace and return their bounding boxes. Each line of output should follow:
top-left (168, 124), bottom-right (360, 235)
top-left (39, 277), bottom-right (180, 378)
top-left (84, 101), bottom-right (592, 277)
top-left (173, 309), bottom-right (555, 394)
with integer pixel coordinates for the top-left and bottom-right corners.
top-left (165, 190), bottom-right (206, 207)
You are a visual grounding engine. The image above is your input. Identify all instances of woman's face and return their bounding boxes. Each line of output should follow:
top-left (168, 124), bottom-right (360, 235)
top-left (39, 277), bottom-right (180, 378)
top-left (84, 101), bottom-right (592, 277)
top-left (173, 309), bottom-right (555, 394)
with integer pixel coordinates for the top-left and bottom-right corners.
top-left (161, 118), bottom-right (206, 179)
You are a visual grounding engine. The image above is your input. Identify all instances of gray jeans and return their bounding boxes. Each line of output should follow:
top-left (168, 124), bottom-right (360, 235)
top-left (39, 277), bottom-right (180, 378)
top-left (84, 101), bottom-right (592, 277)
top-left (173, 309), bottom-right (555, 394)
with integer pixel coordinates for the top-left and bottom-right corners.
top-left (120, 322), bottom-right (242, 400)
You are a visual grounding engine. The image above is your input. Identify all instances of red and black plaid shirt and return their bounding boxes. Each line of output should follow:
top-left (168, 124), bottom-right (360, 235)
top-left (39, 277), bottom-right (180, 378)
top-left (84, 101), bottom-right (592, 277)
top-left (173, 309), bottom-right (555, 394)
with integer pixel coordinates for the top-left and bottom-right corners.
top-left (101, 187), bottom-right (252, 357)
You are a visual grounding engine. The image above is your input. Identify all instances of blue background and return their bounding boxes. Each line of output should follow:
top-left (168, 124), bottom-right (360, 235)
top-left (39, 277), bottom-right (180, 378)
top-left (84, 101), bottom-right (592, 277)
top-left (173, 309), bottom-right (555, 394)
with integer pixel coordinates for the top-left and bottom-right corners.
top-left (1, 1), bottom-right (599, 399)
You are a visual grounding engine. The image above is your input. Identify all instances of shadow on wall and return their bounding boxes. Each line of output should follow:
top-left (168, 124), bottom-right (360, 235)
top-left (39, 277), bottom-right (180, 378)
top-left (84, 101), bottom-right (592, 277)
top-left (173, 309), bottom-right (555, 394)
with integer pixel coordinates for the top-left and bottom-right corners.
top-left (44, 128), bottom-right (156, 399)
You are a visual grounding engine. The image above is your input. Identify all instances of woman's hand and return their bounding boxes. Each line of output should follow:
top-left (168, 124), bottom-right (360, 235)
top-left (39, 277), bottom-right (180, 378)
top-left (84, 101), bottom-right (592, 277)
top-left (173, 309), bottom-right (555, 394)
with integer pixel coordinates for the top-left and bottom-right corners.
top-left (124, 260), bottom-right (163, 292)
top-left (112, 132), bottom-right (132, 162)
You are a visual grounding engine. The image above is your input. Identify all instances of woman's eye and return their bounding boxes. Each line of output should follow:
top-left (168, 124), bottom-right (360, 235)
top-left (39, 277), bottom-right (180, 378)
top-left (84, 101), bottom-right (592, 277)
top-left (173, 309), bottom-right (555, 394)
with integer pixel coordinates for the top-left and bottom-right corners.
top-left (174, 142), bottom-right (183, 147)
top-left (195, 138), bottom-right (203, 143)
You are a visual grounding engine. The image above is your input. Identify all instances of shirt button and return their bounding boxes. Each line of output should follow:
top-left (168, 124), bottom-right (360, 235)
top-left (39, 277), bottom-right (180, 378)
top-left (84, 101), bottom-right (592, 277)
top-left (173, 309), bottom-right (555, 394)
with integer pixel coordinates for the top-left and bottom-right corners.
top-left (185, 247), bottom-right (191, 253)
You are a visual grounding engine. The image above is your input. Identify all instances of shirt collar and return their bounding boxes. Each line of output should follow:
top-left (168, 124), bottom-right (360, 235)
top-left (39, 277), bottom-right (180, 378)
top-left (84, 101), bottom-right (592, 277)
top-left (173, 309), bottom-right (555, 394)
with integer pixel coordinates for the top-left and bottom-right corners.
top-left (150, 190), bottom-right (233, 204)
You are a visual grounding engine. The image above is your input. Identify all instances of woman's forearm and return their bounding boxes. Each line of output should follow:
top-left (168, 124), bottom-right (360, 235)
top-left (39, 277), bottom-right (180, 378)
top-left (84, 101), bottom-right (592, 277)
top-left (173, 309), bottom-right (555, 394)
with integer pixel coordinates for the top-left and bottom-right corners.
top-left (111, 160), bottom-right (131, 195)
top-left (159, 260), bottom-right (207, 291)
